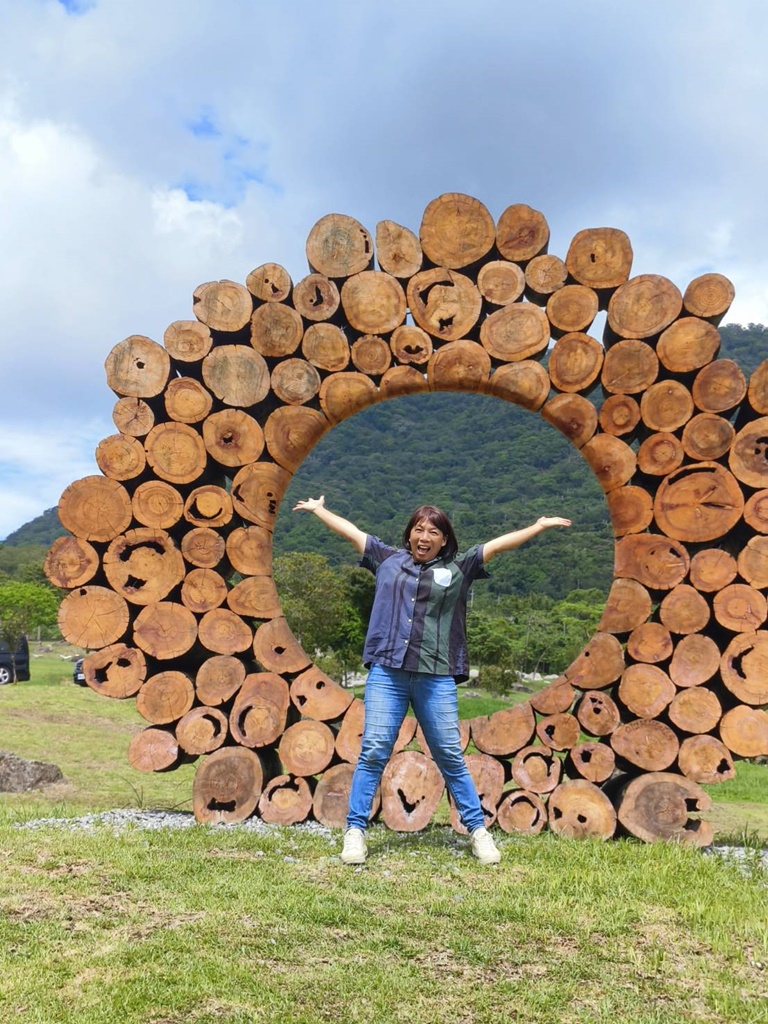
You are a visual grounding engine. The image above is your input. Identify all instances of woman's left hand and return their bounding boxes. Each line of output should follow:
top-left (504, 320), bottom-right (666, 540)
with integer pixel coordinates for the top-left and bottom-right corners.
top-left (536, 516), bottom-right (572, 529)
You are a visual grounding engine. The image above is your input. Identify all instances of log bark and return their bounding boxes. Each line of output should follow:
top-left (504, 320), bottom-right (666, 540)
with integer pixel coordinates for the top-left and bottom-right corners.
top-left (103, 528), bottom-right (185, 605)
top-left (511, 744), bottom-right (561, 794)
top-left (548, 780), bottom-right (617, 840)
top-left (129, 727), bottom-right (180, 773)
top-left (656, 317), bottom-right (720, 373)
top-left (202, 345), bottom-right (270, 407)
top-left (181, 566), bottom-right (229, 614)
top-left (639, 380), bottom-right (694, 432)
top-left (164, 377), bottom-right (213, 424)
top-left (535, 712), bottom-right (580, 750)
top-left (226, 525), bottom-right (273, 576)
top-left (144, 422), bottom-right (208, 485)
top-left (341, 271), bottom-right (406, 334)
top-left (598, 578), bottom-right (653, 634)
top-left (606, 486), bottom-right (654, 538)
top-left (246, 262), bottom-right (293, 303)
top-left (524, 254), bottom-right (567, 301)
top-left (302, 323), bottom-right (350, 372)
top-left (658, 584), bottom-right (710, 635)
top-left (713, 583), bottom-right (767, 633)
top-left (485, 361), bottom-right (551, 411)
top-left (565, 742), bottom-right (616, 784)
top-left (278, 720), bottom-right (336, 776)
top-left (427, 340), bottom-right (491, 393)
top-left (598, 394), bottom-right (640, 436)
top-left (180, 527), bottom-right (227, 569)
top-left (477, 260), bottom-right (525, 306)
top-left (470, 702), bottom-right (535, 756)
top-left (81, 644), bottom-right (146, 698)
top-left (575, 690), bottom-right (621, 737)
top-left (565, 227), bottom-right (633, 290)
top-left (636, 432), bottom-right (684, 477)
top-left (195, 654), bottom-right (246, 706)
top-left (618, 664), bottom-right (676, 719)
top-left (58, 586), bottom-right (129, 649)
top-left (614, 534), bottom-right (690, 589)
top-left (136, 670), bottom-right (195, 725)
top-left (720, 631), bottom-right (768, 705)
top-left (306, 213), bottom-right (373, 278)
top-left (681, 413), bottom-right (735, 461)
top-left (318, 372), bottom-right (378, 423)
top-left (198, 608), bottom-right (253, 655)
top-left (258, 775), bottom-right (313, 825)
top-left (540, 393), bottom-right (598, 449)
top-left (607, 275), bottom-right (682, 339)
top-left (183, 485), bottom-right (233, 529)
top-left (420, 193), bottom-right (495, 269)
top-left (407, 268), bottom-right (482, 342)
top-left (654, 463), bottom-right (744, 543)
top-left (132, 602), bottom-right (198, 660)
top-left (227, 574), bottom-right (282, 620)
top-left (689, 548), bottom-right (737, 592)
top-left (678, 734), bottom-right (735, 785)
top-left (105, 335), bottom-right (171, 398)
top-left (496, 204), bottom-right (549, 262)
top-left (601, 340), bottom-right (658, 394)
top-left (729, 417), bottom-right (768, 488)
top-left (202, 409), bottom-right (265, 468)
top-left (380, 751), bottom-right (445, 831)
top-left (112, 396), bottom-right (155, 437)
top-left (565, 632), bottom-right (625, 689)
top-left (132, 480), bottom-right (184, 529)
top-left (192, 746), bottom-right (264, 824)
top-left (230, 462), bottom-right (292, 529)
top-left (253, 618), bottom-right (311, 675)
top-left (682, 272), bottom-right (735, 323)
top-left (719, 705), bottom-right (768, 757)
top-left (163, 320), bottom-right (213, 362)
top-left (737, 535), bottom-right (768, 588)
top-left (291, 275), bottom-right (339, 324)
top-left (449, 753), bottom-right (505, 833)
top-left (692, 359), bottom-right (746, 413)
top-left (616, 772), bottom-right (712, 845)
top-left (230, 672), bottom-right (290, 748)
top-left (667, 687), bottom-right (722, 735)
top-left (610, 720), bottom-right (679, 771)
top-left (290, 666), bottom-right (354, 721)
top-left (96, 433), bottom-right (146, 481)
top-left (626, 622), bottom-right (674, 664)
top-left (480, 302), bottom-right (550, 362)
top-left (496, 789), bottom-right (547, 834)
top-left (375, 219), bottom-right (422, 278)
top-left (546, 287), bottom-right (599, 337)
top-left (580, 434), bottom-right (636, 492)
top-left (351, 335), bottom-right (392, 376)
top-left (44, 535), bottom-right (100, 589)
top-left (389, 325), bottom-right (433, 366)
top-left (249, 302), bottom-right (304, 356)
top-left (192, 280), bottom-right (253, 333)
top-left (669, 633), bottom-right (720, 687)
top-left (547, 332), bottom-right (603, 392)
top-left (58, 475), bottom-right (133, 543)
top-left (264, 406), bottom-right (328, 472)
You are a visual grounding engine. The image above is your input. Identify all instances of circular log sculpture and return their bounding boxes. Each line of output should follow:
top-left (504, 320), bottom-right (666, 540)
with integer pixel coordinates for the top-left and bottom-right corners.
top-left (47, 194), bottom-right (768, 845)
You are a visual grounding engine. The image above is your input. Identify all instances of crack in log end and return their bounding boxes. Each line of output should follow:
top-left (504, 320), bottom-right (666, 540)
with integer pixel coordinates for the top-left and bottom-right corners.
top-left (685, 797), bottom-right (704, 813)
top-left (295, 693), bottom-right (307, 706)
top-left (551, 806), bottom-right (563, 819)
top-left (730, 648), bottom-right (753, 681)
top-left (311, 286), bottom-right (324, 308)
top-left (124, 575), bottom-right (147, 591)
top-left (418, 279), bottom-right (455, 306)
top-left (751, 437), bottom-right (768, 459)
top-left (273, 645), bottom-right (285, 655)
top-left (397, 788), bottom-right (422, 814)
top-left (118, 540), bottom-right (166, 562)
top-left (206, 798), bottom-right (237, 813)
top-left (360, 230), bottom-right (371, 256)
top-left (135, 360), bottom-right (146, 370)
top-left (93, 664), bottom-right (111, 684)
top-left (438, 317), bottom-right (454, 333)
top-left (577, 814), bottom-right (587, 824)
top-left (314, 680), bottom-right (326, 690)
top-left (590, 252), bottom-right (597, 263)
top-left (716, 759), bottom-right (730, 776)
top-left (221, 432), bottom-right (236, 446)
top-left (683, 819), bottom-right (706, 834)
top-left (204, 715), bottom-right (224, 737)
top-left (580, 749), bottom-right (593, 762)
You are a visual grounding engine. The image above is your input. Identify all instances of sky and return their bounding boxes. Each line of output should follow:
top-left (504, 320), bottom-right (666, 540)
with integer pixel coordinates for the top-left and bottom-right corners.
top-left (1, 0), bottom-right (768, 540)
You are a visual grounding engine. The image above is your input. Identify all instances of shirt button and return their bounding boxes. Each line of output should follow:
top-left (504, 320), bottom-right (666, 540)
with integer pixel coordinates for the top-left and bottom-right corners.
top-left (408, 618), bottom-right (412, 623)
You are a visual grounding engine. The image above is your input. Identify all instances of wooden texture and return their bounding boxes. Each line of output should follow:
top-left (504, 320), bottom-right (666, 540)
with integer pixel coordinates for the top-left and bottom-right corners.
top-left (616, 772), bottom-right (712, 845)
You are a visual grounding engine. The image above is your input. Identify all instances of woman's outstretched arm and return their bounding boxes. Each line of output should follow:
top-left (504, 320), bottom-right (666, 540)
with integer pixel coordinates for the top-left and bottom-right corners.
top-left (292, 495), bottom-right (367, 554)
top-left (482, 516), bottom-right (572, 564)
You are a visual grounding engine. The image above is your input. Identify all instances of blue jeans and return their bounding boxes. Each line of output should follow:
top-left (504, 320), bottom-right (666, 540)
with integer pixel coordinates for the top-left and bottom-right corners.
top-left (346, 664), bottom-right (485, 833)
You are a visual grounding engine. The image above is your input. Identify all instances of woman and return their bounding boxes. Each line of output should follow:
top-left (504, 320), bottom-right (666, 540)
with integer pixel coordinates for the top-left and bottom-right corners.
top-left (293, 496), bottom-right (571, 865)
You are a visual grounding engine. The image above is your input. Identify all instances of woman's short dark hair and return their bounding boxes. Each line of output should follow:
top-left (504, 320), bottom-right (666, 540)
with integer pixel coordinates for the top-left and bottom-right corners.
top-left (402, 505), bottom-right (459, 560)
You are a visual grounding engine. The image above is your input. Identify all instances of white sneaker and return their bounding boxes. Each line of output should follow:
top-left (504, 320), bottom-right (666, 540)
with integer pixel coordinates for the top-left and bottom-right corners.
top-left (470, 826), bottom-right (501, 865)
top-left (340, 827), bottom-right (367, 864)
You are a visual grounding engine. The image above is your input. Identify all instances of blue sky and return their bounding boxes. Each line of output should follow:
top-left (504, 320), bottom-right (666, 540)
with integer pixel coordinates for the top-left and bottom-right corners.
top-left (1, 0), bottom-right (768, 539)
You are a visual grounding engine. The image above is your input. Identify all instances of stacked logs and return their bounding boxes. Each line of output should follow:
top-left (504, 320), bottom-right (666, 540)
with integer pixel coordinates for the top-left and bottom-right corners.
top-left (45, 194), bottom-right (768, 845)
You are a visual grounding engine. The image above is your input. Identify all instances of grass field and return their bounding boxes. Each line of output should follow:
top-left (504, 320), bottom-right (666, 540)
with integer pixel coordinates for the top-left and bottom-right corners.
top-left (0, 648), bottom-right (766, 1023)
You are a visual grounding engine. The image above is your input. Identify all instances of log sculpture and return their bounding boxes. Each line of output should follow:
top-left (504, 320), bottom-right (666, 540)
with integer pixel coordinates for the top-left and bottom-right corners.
top-left (47, 193), bottom-right (768, 845)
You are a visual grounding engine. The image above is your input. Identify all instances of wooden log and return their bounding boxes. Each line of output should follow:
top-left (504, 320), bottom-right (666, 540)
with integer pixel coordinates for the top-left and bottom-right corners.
top-left (195, 654), bottom-right (246, 706)
top-left (192, 746), bottom-right (264, 824)
top-left (681, 413), bottom-right (735, 462)
top-left (565, 227), bottom-right (633, 290)
top-left (313, 762), bottom-right (374, 829)
top-left (747, 360), bottom-right (768, 414)
top-left (565, 742), bottom-right (616, 784)
top-left (144, 422), bottom-right (207, 485)
top-left (449, 753), bottom-right (505, 833)
top-left (580, 434), bottom-right (636, 492)
top-left (44, 535), bottom-right (100, 589)
top-left (427, 340), bottom-right (491, 393)
top-left (546, 287), bottom-right (599, 337)
top-left (720, 631), bottom-right (768, 705)
top-left (389, 325), bottom-right (433, 366)
top-left (713, 583), bottom-right (767, 633)
top-left (598, 394), bottom-right (641, 436)
top-left (656, 317), bottom-right (720, 373)
top-left (419, 193), bottom-right (495, 269)
top-left (103, 527), bottom-right (185, 605)
top-left (529, 678), bottom-right (575, 715)
top-left (81, 643), bottom-right (146, 698)
top-left (636, 432), bottom-right (684, 477)
top-left (575, 690), bottom-right (621, 737)
top-left (414, 719), bottom-right (470, 758)
top-left (253, 618), bottom-right (311, 674)
top-left (626, 622), bottom-right (674, 664)
top-left (246, 262), bottom-right (292, 303)
top-left (565, 632), bottom-right (625, 689)
top-left (496, 203), bottom-right (549, 262)
top-left (598, 578), bottom-right (653, 634)
top-left (729, 417), bottom-right (768, 488)
top-left (58, 586), bottom-right (129, 649)
top-left (227, 574), bottom-right (282, 620)
top-left (202, 409), bottom-right (265, 468)
top-left (318, 372), bottom-right (378, 423)
top-left (105, 335), bottom-right (171, 397)
top-left (132, 480), bottom-right (184, 529)
top-left (270, 359), bottom-right (322, 407)
top-left (133, 602), bottom-right (198, 660)
top-left (668, 687), bottom-right (722, 735)
top-left (496, 789), bottom-right (547, 835)
top-left (164, 376), bottom-right (213, 424)
top-left (618, 664), bottom-right (675, 719)
top-left (682, 272), bottom-right (735, 323)
top-left (181, 568), bottom-right (228, 613)
top-left (226, 525), bottom-right (272, 576)
top-left (291, 275), bottom-right (340, 324)
top-left (136, 670), bottom-right (195, 725)
top-left (614, 534), bottom-right (690, 589)
top-left (601, 340), bottom-right (659, 394)
top-left (659, 584), bottom-right (710, 635)
top-left (198, 608), bottom-right (253, 655)
top-left (548, 332), bottom-right (603, 392)
top-left (692, 359), bottom-right (746, 413)
top-left (176, 706), bottom-right (228, 755)
top-left (341, 271), bottom-right (406, 335)
top-left (669, 633), bottom-right (720, 687)
top-left (351, 335), bottom-right (392, 376)
top-left (58, 475), bottom-right (133, 543)
top-left (744, 490), bottom-right (768, 534)
top-left (536, 712), bottom-right (580, 750)
top-left (306, 213), bottom-right (373, 278)
top-left (230, 672), bottom-right (290, 748)
top-left (610, 720), bottom-right (679, 771)
top-left (290, 665), bottom-right (354, 721)
top-left (112, 396), bottom-right (155, 437)
top-left (375, 219), bottom-right (422, 278)
top-left (719, 705), bottom-right (768, 758)
top-left (96, 433), bottom-right (146, 481)
top-left (192, 280), bottom-right (253, 333)
top-left (511, 744), bottom-right (561, 794)
top-left (302, 323), bottom-right (350, 372)
top-left (607, 275), bottom-right (683, 339)
top-left (640, 380), bottom-right (694, 432)
top-left (689, 548), bottom-right (737, 592)
top-left (202, 345), bottom-right (270, 407)
top-left (678, 735), bottom-right (735, 784)
top-left (258, 775), bottom-right (313, 825)
top-left (470, 702), bottom-right (535, 756)
top-left (616, 772), bottom-right (712, 845)
top-left (230, 462), bottom-right (292, 529)
top-left (605, 486), bottom-right (654, 536)
top-left (407, 268), bottom-right (482, 342)
top-left (477, 260), bottom-right (525, 306)
top-left (180, 527), bottom-right (226, 569)
top-left (380, 751), bottom-right (445, 831)
top-left (486, 360), bottom-right (551, 411)
top-left (278, 720), bottom-right (336, 776)
top-left (250, 300), bottom-right (305, 354)
top-left (480, 302), bottom-right (550, 362)
top-left (540, 393), bottom-right (598, 449)
top-left (548, 779), bottom-right (616, 840)
top-left (335, 699), bottom-right (417, 764)
top-left (524, 254), bottom-right (567, 302)
top-left (738, 535), bottom-right (768, 588)
top-left (183, 485), bottom-right (233, 528)
top-left (129, 727), bottom-right (180, 773)
top-left (654, 463), bottom-right (744, 543)
top-left (163, 320), bottom-right (213, 363)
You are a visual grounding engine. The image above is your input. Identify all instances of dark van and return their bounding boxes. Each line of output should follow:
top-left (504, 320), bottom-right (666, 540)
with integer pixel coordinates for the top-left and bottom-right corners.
top-left (0, 636), bottom-right (30, 684)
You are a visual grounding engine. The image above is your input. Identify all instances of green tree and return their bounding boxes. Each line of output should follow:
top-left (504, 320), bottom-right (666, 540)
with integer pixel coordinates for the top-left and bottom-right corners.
top-left (0, 581), bottom-right (60, 682)
top-left (273, 552), bottom-right (348, 654)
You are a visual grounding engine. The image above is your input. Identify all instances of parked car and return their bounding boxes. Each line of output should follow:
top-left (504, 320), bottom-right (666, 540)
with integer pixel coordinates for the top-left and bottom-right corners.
top-left (0, 636), bottom-right (31, 684)
top-left (73, 657), bottom-right (86, 686)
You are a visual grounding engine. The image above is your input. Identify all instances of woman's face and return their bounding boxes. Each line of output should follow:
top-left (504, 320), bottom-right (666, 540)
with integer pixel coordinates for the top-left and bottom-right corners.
top-left (409, 518), bottom-right (447, 563)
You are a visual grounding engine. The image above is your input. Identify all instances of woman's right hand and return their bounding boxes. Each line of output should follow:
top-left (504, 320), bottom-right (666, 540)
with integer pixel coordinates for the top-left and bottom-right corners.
top-left (293, 495), bottom-right (326, 513)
